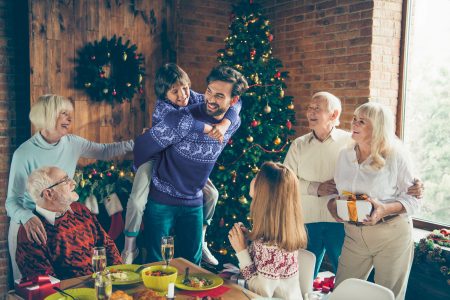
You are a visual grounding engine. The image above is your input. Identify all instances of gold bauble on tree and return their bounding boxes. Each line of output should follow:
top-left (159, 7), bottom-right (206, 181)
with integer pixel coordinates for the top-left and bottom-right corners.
top-left (252, 166), bottom-right (260, 174)
top-left (274, 136), bottom-right (282, 145)
top-left (218, 165), bottom-right (225, 171)
top-left (287, 102), bottom-right (295, 110)
top-left (246, 136), bottom-right (254, 143)
top-left (239, 195), bottom-right (248, 204)
top-left (280, 89), bottom-right (285, 98)
top-left (122, 52), bottom-right (128, 61)
top-left (264, 104), bottom-right (272, 113)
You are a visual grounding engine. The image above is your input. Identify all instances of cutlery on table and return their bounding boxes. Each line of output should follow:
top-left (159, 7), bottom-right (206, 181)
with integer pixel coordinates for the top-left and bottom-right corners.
top-left (53, 287), bottom-right (78, 300)
top-left (183, 267), bottom-right (191, 285)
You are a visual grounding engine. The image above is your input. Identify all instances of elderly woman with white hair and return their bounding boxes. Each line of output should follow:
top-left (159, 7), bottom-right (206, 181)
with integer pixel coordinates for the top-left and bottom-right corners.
top-left (328, 102), bottom-right (420, 300)
top-left (284, 91), bottom-right (352, 278)
top-left (6, 94), bottom-right (133, 279)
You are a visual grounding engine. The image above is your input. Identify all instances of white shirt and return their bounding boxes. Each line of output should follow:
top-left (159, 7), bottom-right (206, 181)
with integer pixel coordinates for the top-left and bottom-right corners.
top-left (284, 128), bottom-right (352, 223)
top-left (35, 205), bottom-right (73, 226)
top-left (334, 144), bottom-right (420, 216)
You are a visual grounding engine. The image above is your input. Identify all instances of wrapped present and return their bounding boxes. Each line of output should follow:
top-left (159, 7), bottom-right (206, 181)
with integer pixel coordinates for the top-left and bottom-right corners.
top-left (313, 276), bottom-right (335, 293)
top-left (14, 275), bottom-right (60, 300)
top-left (336, 192), bottom-right (373, 222)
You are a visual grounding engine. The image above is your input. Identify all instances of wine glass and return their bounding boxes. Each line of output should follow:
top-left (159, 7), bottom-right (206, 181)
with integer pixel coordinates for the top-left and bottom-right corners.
top-left (95, 271), bottom-right (112, 300)
top-left (161, 236), bottom-right (174, 267)
top-left (92, 246), bottom-right (107, 273)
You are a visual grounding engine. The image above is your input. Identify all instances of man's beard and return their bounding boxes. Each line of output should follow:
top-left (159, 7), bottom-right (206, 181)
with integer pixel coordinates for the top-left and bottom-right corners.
top-left (206, 103), bottom-right (226, 117)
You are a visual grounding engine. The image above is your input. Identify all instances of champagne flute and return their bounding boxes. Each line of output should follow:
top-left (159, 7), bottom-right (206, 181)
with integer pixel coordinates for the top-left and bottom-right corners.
top-left (161, 236), bottom-right (174, 267)
top-left (92, 246), bottom-right (107, 273)
top-left (95, 271), bottom-right (112, 300)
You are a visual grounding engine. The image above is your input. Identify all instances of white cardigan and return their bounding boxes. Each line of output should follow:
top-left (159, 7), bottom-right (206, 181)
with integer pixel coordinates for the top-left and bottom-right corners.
top-left (236, 240), bottom-right (302, 300)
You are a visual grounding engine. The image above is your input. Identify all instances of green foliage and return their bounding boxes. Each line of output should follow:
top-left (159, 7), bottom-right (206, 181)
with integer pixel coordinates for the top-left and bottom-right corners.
top-left (415, 237), bottom-right (450, 284)
top-left (208, 1), bottom-right (297, 264)
top-left (74, 160), bottom-right (134, 203)
top-left (75, 35), bottom-right (145, 103)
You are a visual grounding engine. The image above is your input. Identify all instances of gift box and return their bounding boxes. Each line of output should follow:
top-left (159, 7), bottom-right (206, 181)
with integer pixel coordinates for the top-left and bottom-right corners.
top-left (336, 193), bottom-right (373, 222)
top-left (15, 275), bottom-right (60, 300)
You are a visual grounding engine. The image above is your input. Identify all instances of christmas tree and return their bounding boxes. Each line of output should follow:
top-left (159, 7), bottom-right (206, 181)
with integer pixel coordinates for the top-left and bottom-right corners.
top-left (208, 0), bottom-right (297, 264)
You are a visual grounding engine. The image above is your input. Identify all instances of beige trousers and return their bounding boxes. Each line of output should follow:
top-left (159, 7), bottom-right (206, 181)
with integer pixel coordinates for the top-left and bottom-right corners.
top-left (336, 216), bottom-right (414, 300)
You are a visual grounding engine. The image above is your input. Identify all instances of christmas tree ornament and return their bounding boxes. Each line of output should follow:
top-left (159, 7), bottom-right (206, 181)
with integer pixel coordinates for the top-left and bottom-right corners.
top-left (251, 119), bottom-right (258, 127)
top-left (264, 20), bottom-right (270, 26)
top-left (84, 82), bottom-right (91, 88)
top-left (239, 195), bottom-right (248, 204)
top-left (280, 89), bottom-right (285, 98)
top-left (268, 34), bottom-right (274, 42)
top-left (107, 52), bottom-right (111, 58)
top-left (286, 120), bottom-right (293, 130)
top-left (251, 166), bottom-right (259, 173)
top-left (227, 139), bottom-right (233, 145)
top-left (218, 165), bottom-right (225, 170)
top-left (222, 192), bottom-right (229, 199)
top-left (126, 82), bottom-right (132, 87)
top-left (226, 48), bottom-right (234, 55)
top-left (287, 102), bottom-right (295, 110)
top-left (264, 104), bottom-right (272, 113)
top-left (122, 52), bottom-right (128, 61)
top-left (275, 71), bottom-right (281, 78)
top-left (91, 55), bottom-right (96, 60)
top-left (246, 136), bottom-right (254, 143)
top-left (138, 74), bottom-right (143, 83)
top-left (219, 248), bottom-right (228, 255)
top-left (112, 89), bottom-right (117, 96)
top-left (231, 170), bottom-right (237, 183)
top-left (274, 136), bottom-right (282, 145)
top-left (219, 218), bottom-right (225, 227)
top-left (102, 88), bottom-right (109, 94)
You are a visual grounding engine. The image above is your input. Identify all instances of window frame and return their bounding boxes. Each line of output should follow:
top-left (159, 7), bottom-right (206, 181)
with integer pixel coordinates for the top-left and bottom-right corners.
top-left (398, 0), bottom-right (449, 230)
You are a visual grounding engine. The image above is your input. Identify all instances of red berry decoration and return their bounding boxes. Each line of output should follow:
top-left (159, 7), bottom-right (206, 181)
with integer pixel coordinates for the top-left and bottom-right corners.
top-left (251, 120), bottom-right (258, 127)
top-left (286, 120), bottom-right (292, 130)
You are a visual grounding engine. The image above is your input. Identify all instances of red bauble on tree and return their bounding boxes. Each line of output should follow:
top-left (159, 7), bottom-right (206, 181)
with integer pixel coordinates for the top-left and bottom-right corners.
top-left (268, 34), bottom-right (274, 42)
top-left (286, 120), bottom-right (292, 130)
top-left (274, 71), bottom-right (281, 78)
top-left (250, 48), bottom-right (256, 57)
top-left (251, 119), bottom-right (258, 127)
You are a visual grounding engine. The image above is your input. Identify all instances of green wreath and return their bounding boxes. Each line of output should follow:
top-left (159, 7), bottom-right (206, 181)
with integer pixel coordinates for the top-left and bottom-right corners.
top-left (76, 35), bottom-right (145, 103)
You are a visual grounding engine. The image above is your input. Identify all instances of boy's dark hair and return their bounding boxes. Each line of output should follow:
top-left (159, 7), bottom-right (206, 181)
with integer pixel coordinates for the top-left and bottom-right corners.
top-left (154, 63), bottom-right (191, 99)
top-left (206, 66), bottom-right (249, 97)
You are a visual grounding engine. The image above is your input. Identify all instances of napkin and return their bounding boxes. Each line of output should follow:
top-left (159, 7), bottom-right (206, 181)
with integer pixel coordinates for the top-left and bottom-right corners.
top-left (177, 285), bottom-right (231, 297)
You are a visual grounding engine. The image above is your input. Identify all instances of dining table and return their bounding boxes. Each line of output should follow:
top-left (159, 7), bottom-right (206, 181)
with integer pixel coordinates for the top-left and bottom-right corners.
top-left (7, 257), bottom-right (260, 299)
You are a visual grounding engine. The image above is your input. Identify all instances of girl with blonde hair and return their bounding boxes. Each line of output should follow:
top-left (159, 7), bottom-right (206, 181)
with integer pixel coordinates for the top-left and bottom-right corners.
top-left (228, 161), bottom-right (307, 299)
top-left (328, 102), bottom-right (420, 300)
top-left (6, 94), bottom-right (133, 280)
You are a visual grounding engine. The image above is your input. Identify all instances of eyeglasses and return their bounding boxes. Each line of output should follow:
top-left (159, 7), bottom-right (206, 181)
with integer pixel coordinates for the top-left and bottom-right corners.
top-left (40, 175), bottom-right (72, 197)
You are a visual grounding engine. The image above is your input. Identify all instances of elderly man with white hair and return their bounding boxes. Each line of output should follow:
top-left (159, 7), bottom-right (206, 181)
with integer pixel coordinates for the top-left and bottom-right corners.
top-left (15, 166), bottom-right (122, 280)
top-left (284, 92), bottom-right (423, 278)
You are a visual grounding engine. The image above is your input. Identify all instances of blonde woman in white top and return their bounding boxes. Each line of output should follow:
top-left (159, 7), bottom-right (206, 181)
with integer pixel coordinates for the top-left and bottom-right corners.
top-left (328, 102), bottom-right (420, 300)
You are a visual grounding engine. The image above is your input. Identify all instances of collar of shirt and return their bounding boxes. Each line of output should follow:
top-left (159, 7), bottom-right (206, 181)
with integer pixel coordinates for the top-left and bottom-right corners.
top-left (308, 127), bottom-right (338, 143)
top-left (35, 205), bottom-right (73, 226)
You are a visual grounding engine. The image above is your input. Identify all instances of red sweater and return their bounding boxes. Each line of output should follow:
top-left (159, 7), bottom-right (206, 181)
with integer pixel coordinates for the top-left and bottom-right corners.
top-left (16, 202), bottom-right (122, 280)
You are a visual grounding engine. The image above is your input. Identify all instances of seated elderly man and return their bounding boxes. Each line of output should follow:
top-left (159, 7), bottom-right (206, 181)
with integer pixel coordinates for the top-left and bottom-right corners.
top-left (16, 166), bottom-right (122, 279)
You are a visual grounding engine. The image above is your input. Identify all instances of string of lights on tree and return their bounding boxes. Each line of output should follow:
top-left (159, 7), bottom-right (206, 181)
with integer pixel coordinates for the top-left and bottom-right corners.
top-left (75, 35), bottom-right (145, 103)
top-left (208, 0), bottom-right (298, 263)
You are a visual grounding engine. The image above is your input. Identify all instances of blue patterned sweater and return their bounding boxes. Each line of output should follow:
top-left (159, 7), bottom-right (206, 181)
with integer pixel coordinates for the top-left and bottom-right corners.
top-left (134, 91), bottom-right (241, 207)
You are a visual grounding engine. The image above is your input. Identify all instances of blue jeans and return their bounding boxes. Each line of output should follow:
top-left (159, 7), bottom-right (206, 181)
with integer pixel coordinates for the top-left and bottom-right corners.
top-left (143, 200), bottom-right (203, 265)
top-left (306, 222), bottom-right (345, 278)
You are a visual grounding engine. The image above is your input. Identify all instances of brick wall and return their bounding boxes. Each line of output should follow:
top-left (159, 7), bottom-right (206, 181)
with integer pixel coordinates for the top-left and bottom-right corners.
top-left (0, 0), bottom-right (29, 296)
top-left (370, 0), bottom-right (403, 115)
top-left (176, 0), bottom-right (241, 93)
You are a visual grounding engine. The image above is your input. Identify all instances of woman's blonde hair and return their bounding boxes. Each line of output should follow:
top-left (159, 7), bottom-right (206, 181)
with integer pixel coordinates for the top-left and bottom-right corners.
top-left (248, 161), bottom-right (307, 252)
top-left (29, 94), bottom-right (73, 130)
top-left (354, 102), bottom-right (396, 170)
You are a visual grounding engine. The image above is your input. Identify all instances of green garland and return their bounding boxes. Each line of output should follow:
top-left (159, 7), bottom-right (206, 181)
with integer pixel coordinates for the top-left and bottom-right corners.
top-left (74, 160), bottom-right (134, 203)
top-left (76, 35), bottom-right (145, 103)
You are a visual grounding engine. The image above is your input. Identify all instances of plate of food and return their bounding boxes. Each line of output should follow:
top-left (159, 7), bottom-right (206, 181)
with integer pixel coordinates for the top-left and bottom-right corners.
top-left (45, 288), bottom-right (96, 300)
top-left (107, 264), bottom-right (142, 285)
top-left (175, 273), bottom-right (224, 291)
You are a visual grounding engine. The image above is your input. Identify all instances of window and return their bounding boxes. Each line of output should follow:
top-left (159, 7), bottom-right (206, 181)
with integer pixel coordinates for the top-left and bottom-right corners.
top-left (401, 0), bottom-right (450, 226)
